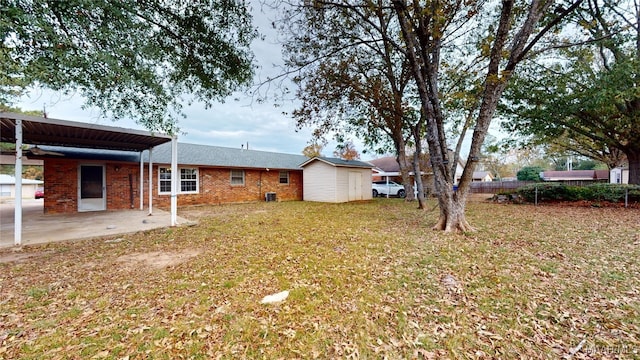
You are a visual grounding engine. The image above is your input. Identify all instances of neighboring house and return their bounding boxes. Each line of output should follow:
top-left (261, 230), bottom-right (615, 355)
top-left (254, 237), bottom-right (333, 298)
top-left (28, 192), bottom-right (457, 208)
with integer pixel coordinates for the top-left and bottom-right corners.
top-left (0, 174), bottom-right (43, 199)
top-left (472, 171), bottom-right (494, 182)
top-left (370, 156), bottom-right (402, 183)
top-left (369, 155), bottom-right (435, 195)
top-left (540, 170), bottom-right (609, 182)
top-left (610, 167), bottom-right (629, 184)
top-left (300, 157), bottom-right (373, 203)
top-left (31, 142), bottom-right (308, 214)
top-left (0, 154), bottom-right (44, 167)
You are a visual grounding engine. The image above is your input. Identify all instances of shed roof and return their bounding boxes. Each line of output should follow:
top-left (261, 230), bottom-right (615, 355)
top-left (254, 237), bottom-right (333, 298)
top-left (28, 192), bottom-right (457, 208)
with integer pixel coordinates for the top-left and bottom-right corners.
top-left (0, 112), bottom-right (172, 152)
top-left (300, 157), bottom-right (374, 169)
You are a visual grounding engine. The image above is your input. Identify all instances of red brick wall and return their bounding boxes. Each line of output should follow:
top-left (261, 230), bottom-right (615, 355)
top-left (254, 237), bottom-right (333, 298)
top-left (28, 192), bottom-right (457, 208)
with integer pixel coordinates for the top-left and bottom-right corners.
top-left (43, 159), bottom-right (78, 214)
top-left (149, 167), bottom-right (303, 208)
top-left (43, 159), bottom-right (303, 213)
top-left (106, 163), bottom-right (140, 210)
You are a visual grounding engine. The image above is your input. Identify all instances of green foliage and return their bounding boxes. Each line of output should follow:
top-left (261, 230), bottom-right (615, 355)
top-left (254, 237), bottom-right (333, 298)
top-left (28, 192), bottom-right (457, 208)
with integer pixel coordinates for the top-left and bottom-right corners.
top-left (0, 104), bottom-right (43, 115)
top-left (517, 183), bottom-right (640, 203)
top-left (501, 1), bottom-right (639, 183)
top-left (516, 166), bottom-right (543, 181)
top-left (1, 0), bottom-right (257, 132)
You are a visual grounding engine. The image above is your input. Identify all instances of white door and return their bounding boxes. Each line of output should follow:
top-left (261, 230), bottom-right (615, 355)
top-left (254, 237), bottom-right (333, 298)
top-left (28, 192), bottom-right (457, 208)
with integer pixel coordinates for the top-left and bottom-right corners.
top-left (78, 165), bottom-right (106, 212)
top-left (348, 171), bottom-right (362, 201)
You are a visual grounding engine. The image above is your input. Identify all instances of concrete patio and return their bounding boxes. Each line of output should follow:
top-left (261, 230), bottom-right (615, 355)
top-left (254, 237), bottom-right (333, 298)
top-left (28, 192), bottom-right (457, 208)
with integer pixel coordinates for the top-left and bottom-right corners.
top-left (0, 199), bottom-right (194, 248)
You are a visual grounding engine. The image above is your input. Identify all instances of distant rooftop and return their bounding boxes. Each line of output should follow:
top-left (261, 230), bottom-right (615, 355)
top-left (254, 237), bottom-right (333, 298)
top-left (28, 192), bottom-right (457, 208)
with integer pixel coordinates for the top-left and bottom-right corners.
top-left (541, 170), bottom-right (609, 181)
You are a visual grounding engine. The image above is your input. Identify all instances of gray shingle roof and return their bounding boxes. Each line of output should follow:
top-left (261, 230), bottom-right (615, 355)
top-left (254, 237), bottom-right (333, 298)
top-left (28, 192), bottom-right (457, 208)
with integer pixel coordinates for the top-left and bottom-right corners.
top-left (144, 142), bottom-right (308, 170)
top-left (35, 143), bottom-right (309, 170)
top-left (300, 157), bottom-right (373, 168)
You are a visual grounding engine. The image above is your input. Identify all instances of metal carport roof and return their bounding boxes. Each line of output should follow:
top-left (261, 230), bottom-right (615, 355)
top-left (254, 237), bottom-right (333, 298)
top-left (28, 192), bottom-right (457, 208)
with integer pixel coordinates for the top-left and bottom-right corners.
top-left (0, 112), bottom-right (172, 151)
top-left (0, 112), bottom-right (177, 247)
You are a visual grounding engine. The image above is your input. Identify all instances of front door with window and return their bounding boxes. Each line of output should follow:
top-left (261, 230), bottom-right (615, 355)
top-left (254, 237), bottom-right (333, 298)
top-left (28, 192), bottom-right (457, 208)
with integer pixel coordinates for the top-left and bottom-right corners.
top-left (78, 165), bottom-right (106, 212)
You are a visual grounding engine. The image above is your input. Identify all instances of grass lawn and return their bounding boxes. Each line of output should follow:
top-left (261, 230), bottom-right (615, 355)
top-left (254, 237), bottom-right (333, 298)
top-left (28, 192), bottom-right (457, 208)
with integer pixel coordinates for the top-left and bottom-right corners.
top-left (1, 199), bottom-right (639, 359)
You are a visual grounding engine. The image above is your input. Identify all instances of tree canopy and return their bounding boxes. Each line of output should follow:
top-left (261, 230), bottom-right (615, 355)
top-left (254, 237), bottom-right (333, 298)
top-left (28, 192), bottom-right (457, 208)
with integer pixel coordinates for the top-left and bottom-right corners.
top-left (502, 0), bottom-right (639, 183)
top-left (273, 0), bottom-right (583, 231)
top-left (1, 0), bottom-right (257, 132)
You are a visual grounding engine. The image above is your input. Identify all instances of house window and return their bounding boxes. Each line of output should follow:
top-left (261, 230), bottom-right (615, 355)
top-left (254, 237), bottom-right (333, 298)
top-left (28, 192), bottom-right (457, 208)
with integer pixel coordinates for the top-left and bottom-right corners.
top-left (159, 167), bottom-right (199, 194)
top-left (230, 169), bottom-right (245, 185)
top-left (279, 170), bottom-right (289, 184)
top-left (180, 168), bottom-right (198, 193)
top-left (159, 168), bottom-right (172, 193)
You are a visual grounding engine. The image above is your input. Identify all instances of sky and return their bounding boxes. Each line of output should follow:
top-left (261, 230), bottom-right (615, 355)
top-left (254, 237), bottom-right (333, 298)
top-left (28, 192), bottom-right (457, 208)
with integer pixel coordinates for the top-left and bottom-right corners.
top-left (14, 2), bottom-right (351, 158)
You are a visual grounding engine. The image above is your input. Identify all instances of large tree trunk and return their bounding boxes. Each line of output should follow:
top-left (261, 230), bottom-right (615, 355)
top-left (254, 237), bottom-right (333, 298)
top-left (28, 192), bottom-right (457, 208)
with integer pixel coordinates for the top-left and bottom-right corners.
top-left (392, 0), bottom-right (569, 231)
top-left (396, 143), bottom-right (415, 201)
top-left (413, 119), bottom-right (427, 209)
top-left (626, 148), bottom-right (640, 185)
top-left (432, 191), bottom-right (474, 232)
top-left (413, 149), bottom-right (427, 209)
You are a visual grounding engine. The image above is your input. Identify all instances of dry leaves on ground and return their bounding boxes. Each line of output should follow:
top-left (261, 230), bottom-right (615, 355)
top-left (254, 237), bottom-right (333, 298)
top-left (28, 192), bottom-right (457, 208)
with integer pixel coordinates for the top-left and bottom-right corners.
top-left (0, 200), bottom-right (638, 359)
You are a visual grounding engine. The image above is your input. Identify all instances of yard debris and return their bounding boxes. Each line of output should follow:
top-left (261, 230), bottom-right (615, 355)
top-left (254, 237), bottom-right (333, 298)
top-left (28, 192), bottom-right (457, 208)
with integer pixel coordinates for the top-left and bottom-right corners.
top-left (1, 201), bottom-right (638, 359)
top-left (260, 290), bottom-right (289, 304)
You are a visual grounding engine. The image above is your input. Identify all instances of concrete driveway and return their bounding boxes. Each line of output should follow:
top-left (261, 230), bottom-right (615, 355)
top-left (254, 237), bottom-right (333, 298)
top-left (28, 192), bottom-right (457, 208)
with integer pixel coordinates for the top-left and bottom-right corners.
top-left (0, 199), bottom-right (194, 248)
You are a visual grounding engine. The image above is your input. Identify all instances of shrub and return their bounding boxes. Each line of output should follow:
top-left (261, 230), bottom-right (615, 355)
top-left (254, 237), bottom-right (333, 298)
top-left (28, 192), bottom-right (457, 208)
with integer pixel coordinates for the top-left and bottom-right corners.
top-left (516, 166), bottom-right (544, 181)
top-left (516, 183), bottom-right (640, 204)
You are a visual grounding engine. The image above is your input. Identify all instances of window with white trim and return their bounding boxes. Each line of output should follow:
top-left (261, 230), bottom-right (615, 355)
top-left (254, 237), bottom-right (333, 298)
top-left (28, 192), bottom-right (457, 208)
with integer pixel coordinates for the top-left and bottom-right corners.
top-left (279, 170), bottom-right (289, 184)
top-left (180, 168), bottom-right (198, 193)
top-left (159, 168), bottom-right (172, 193)
top-left (230, 169), bottom-right (245, 185)
top-left (158, 167), bottom-right (199, 194)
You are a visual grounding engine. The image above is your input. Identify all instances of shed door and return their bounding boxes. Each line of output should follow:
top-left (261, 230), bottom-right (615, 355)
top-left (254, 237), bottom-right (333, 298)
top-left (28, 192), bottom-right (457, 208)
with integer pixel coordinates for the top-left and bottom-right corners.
top-left (348, 171), bottom-right (362, 201)
top-left (78, 165), bottom-right (106, 212)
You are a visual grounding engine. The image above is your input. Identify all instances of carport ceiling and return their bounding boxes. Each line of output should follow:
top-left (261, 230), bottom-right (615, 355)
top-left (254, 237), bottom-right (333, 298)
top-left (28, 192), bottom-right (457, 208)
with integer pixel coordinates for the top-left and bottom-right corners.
top-left (0, 112), bottom-right (172, 152)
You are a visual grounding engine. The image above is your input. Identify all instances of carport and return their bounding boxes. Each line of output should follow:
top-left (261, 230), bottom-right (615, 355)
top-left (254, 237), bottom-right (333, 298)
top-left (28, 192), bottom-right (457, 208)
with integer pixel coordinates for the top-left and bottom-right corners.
top-left (0, 112), bottom-right (178, 246)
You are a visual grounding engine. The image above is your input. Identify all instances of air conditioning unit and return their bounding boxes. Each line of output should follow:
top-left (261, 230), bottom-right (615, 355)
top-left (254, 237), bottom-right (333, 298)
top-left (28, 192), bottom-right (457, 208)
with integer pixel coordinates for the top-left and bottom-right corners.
top-left (265, 192), bottom-right (276, 202)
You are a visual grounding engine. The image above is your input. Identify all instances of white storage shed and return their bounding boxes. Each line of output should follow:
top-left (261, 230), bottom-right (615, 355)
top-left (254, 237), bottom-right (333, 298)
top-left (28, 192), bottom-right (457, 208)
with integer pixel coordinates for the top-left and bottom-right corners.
top-left (300, 157), bottom-right (373, 203)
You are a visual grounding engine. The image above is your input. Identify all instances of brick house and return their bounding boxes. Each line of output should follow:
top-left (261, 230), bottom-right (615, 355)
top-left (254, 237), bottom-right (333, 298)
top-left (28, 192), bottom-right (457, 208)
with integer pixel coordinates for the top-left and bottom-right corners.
top-left (34, 142), bottom-right (307, 214)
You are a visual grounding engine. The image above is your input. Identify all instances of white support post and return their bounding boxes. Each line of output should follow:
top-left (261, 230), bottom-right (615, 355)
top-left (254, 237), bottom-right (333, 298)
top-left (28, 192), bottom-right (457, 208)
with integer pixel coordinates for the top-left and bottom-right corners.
top-left (148, 147), bottom-right (153, 215)
top-left (170, 137), bottom-right (178, 226)
top-left (14, 119), bottom-right (23, 246)
top-left (139, 151), bottom-right (144, 210)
